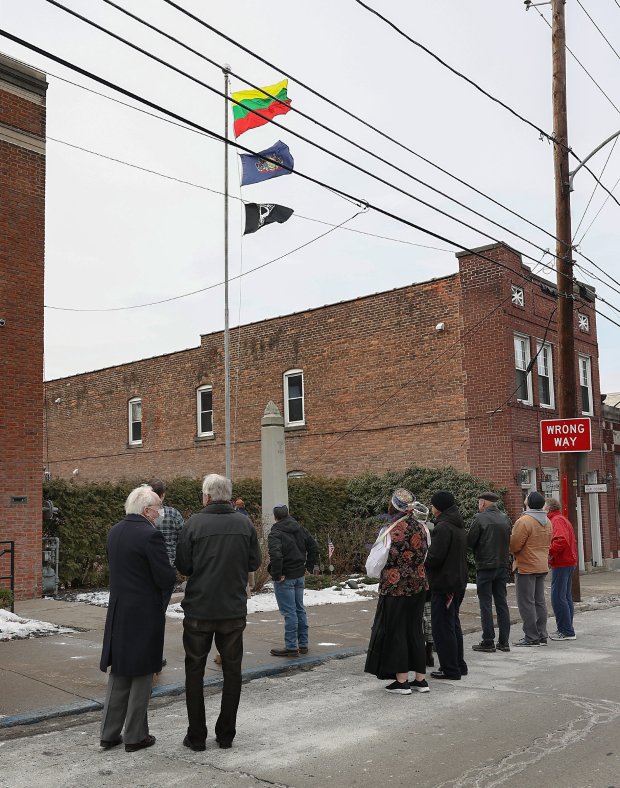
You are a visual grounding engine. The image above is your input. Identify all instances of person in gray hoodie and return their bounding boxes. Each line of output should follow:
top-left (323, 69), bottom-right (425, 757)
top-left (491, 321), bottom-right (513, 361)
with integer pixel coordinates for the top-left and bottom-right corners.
top-left (509, 490), bottom-right (553, 646)
top-left (268, 505), bottom-right (319, 658)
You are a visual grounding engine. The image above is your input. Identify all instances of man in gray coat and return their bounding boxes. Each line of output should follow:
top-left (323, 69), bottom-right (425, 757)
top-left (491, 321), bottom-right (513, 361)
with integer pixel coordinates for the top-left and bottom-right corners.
top-left (100, 485), bottom-right (176, 753)
top-left (467, 491), bottom-right (512, 653)
top-left (176, 473), bottom-right (261, 751)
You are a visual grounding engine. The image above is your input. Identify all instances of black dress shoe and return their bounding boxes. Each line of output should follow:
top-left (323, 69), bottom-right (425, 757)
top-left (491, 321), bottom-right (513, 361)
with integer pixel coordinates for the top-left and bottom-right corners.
top-left (430, 670), bottom-right (461, 680)
top-left (216, 738), bottom-right (233, 749)
top-left (125, 735), bottom-right (156, 753)
top-left (100, 736), bottom-right (123, 750)
top-left (270, 648), bottom-right (299, 657)
top-left (183, 735), bottom-right (206, 752)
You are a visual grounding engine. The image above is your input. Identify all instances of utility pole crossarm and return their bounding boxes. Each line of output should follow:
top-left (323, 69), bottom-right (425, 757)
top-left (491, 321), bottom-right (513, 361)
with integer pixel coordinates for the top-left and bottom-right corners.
top-left (569, 129), bottom-right (620, 190)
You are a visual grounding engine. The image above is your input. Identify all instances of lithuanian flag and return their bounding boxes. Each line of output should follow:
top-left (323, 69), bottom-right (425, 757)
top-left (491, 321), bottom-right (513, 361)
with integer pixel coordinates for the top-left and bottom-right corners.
top-left (231, 79), bottom-right (292, 138)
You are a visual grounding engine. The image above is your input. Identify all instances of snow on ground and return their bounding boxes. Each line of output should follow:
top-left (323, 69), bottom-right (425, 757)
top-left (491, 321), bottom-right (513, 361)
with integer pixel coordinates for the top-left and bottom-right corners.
top-left (74, 581), bottom-right (479, 619)
top-left (0, 609), bottom-right (75, 641)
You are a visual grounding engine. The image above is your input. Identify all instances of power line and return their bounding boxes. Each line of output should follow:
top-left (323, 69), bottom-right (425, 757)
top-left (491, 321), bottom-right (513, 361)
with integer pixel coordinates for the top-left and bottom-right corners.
top-left (45, 206), bottom-right (367, 311)
top-left (158, 0), bottom-right (564, 248)
top-left (575, 171), bottom-right (620, 246)
top-left (48, 135), bottom-right (453, 252)
top-left (572, 136), bottom-right (618, 241)
top-left (0, 28), bottom-right (606, 311)
top-left (41, 0), bottom-right (564, 269)
top-left (575, 0), bottom-right (620, 64)
top-left (353, 0), bottom-right (555, 141)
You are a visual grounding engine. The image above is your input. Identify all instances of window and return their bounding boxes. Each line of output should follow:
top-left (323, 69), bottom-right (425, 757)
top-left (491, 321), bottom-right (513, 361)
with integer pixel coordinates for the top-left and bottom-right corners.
top-left (196, 385), bottom-right (213, 436)
top-left (579, 355), bottom-right (593, 415)
top-left (514, 334), bottom-right (532, 405)
top-left (128, 397), bottom-right (142, 445)
top-left (284, 369), bottom-right (305, 426)
top-left (511, 285), bottom-right (524, 307)
top-left (536, 341), bottom-right (555, 408)
top-left (578, 313), bottom-right (590, 332)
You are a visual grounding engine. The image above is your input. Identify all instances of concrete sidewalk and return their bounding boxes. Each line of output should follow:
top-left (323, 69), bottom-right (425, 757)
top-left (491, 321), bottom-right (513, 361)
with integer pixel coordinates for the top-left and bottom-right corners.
top-left (1, 571), bottom-right (619, 731)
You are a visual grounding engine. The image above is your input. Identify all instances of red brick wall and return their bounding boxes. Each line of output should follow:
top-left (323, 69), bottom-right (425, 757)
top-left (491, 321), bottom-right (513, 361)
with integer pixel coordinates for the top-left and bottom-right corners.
top-left (458, 243), bottom-right (616, 562)
top-left (45, 275), bottom-right (468, 483)
top-left (0, 57), bottom-right (47, 599)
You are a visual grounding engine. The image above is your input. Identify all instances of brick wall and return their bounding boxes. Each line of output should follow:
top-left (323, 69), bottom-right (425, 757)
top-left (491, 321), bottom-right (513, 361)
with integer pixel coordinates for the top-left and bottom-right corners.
top-left (0, 55), bottom-right (47, 600)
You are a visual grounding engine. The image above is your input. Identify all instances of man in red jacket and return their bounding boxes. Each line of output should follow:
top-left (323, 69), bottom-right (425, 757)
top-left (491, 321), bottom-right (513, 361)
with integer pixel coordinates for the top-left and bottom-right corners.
top-left (545, 498), bottom-right (578, 641)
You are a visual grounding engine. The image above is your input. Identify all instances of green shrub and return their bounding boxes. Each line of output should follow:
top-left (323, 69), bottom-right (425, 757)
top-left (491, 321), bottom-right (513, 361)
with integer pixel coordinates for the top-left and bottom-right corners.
top-left (0, 587), bottom-right (14, 610)
top-left (44, 465), bottom-right (504, 588)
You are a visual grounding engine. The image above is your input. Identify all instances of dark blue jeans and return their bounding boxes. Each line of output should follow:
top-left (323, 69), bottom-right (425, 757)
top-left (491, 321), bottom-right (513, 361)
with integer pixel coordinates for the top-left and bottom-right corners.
top-left (430, 590), bottom-right (467, 678)
top-left (476, 567), bottom-right (510, 644)
top-left (551, 566), bottom-right (575, 636)
top-left (273, 576), bottom-right (309, 650)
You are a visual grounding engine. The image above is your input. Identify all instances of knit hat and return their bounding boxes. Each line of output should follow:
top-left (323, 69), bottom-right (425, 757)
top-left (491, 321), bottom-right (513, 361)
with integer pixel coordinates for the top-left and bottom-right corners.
top-left (526, 491), bottom-right (545, 510)
top-left (479, 491), bottom-right (499, 502)
top-left (430, 490), bottom-right (455, 511)
top-left (391, 488), bottom-right (415, 512)
top-left (273, 504), bottom-right (289, 520)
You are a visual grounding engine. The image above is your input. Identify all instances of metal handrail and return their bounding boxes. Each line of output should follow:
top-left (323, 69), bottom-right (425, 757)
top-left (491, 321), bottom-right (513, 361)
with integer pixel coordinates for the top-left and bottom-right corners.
top-left (0, 540), bottom-right (15, 613)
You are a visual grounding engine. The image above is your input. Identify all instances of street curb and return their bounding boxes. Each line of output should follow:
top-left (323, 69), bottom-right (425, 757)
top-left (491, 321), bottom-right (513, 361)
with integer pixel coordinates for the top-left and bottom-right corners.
top-left (0, 646), bottom-right (367, 730)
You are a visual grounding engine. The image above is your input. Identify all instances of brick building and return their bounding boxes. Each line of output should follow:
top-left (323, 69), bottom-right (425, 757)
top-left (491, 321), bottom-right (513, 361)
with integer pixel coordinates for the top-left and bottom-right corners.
top-left (45, 242), bottom-right (620, 570)
top-left (0, 54), bottom-right (47, 599)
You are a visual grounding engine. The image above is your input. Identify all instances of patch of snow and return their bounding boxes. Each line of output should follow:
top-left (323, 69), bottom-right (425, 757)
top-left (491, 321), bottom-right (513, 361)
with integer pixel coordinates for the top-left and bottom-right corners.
top-left (317, 642), bottom-right (339, 646)
top-left (0, 609), bottom-right (75, 641)
top-left (75, 591), bottom-right (110, 607)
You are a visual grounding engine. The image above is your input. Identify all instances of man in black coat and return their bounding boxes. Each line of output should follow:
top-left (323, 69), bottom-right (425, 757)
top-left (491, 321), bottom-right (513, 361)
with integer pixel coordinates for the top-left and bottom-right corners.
top-left (176, 473), bottom-right (261, 752)
top-left (268, 504), bottom-right (320, 658)
top-left (467, 491), bottom-right (512, 653)
top-left (424, 491), bottom-right (468, 681)
top-left (100, 485), bottom-right (176, 753)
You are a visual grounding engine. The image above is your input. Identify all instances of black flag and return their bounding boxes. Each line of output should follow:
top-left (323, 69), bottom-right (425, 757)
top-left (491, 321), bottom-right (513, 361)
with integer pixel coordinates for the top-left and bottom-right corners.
top-left (244, 203), bottom-right (294, 235)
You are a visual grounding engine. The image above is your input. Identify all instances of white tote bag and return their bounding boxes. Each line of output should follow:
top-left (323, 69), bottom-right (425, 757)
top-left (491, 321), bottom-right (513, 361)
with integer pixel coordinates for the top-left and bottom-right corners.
top-left (365, 515), bottom-right (408, 579)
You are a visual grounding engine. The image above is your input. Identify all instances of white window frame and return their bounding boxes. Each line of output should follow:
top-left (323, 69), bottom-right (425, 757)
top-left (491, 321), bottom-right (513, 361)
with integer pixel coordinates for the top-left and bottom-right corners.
top-left (579, 355), bottom-right (594, 416)
top-left (128, 397), bottom-right (142, 446)
top-left (511, 284), bottom-right (524, 307)
top-left (578, 313), bottom-right (590, 332)
top-left (196, 385), bottom-right (214, 437)
top-left (283, 369), bottom-right (305, 427)
top-left (514, 334), bottom-right (533, 405)
top-left (536, 340), bottom-right (555, 409)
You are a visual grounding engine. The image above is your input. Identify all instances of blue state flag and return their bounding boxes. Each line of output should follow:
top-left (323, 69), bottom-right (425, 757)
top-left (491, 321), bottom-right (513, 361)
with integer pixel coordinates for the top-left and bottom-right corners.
top-left (240, 140), bottom-right (294, 186)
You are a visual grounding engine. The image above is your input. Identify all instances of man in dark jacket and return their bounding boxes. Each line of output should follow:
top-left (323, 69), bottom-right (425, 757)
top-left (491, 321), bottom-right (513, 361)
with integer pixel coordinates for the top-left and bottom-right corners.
top-left (268, 504), bottom-right (320, 658)
top-left (424, 491), bottom-right (468, 681)
top-left (175, 473), bottom-right (261, 751)
top-left (467, 491), bottom-right (512, 653)
top-left (100, 485), bottom-right (176, 753)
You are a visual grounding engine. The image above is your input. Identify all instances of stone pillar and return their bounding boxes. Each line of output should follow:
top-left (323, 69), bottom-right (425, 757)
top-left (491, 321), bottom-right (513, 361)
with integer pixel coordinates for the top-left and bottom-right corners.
top-left (261, 401), bottom-right (288, 537)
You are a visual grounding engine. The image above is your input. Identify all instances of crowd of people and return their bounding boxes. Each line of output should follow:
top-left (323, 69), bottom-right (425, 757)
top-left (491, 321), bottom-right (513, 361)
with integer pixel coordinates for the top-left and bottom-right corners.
top-left (97, 475), bottom-right (577, 751)
top-left (364, 486), bottom-right (578, 695)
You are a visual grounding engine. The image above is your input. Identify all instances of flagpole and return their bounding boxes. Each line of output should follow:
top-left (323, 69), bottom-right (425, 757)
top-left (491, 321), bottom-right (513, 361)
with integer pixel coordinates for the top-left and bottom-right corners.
top-left (223, 64), bottom-right (231, 479)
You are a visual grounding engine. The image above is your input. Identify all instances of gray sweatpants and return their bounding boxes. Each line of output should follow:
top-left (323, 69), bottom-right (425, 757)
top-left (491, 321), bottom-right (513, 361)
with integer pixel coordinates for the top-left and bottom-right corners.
top-left (515, 572), bottom-right (548, 642)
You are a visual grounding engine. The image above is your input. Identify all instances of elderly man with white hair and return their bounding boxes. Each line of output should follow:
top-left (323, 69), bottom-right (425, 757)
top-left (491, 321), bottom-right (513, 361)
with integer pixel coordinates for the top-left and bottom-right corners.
top-left (176, 473), bottom-right (262, 752)
top-left (99, 485), bottom-right (176, 753)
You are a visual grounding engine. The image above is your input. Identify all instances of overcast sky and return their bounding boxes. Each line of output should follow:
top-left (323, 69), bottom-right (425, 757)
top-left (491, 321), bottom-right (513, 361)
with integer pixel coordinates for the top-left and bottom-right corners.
top-left (2, 0), bottom-right (619, 392)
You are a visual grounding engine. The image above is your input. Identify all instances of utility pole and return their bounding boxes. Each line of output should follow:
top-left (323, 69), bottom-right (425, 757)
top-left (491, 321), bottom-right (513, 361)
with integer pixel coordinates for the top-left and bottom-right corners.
top-left (551, 0), bottom-right (581, 601)
top-left (223, 64), bottom-right (231, 480)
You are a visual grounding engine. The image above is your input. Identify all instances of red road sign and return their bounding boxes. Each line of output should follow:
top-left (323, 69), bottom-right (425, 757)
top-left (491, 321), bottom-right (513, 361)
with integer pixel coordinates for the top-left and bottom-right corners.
top-left (540, 417), bottom-right (592, 453)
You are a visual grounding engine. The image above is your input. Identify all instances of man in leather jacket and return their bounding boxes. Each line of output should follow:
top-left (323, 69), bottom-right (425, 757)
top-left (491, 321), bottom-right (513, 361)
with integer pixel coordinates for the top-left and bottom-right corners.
top-left (467, 492), bottom-right (512, 653)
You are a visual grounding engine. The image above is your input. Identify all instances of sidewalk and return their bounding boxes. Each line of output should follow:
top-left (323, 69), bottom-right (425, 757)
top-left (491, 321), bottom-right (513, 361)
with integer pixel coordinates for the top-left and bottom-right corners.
top-left (1, 571), bottom-right (619, 731)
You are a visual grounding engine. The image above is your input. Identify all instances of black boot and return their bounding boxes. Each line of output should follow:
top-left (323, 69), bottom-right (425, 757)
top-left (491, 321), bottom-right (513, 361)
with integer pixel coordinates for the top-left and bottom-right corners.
top-left (425, 642), bottom-right (435, 667)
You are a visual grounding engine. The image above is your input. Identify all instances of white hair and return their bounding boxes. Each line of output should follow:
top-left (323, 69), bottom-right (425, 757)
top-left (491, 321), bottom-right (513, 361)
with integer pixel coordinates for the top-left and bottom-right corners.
top-left (125, 485), bottom-right (160, 515)
top-left (202, 473), bottom-right (232, 502)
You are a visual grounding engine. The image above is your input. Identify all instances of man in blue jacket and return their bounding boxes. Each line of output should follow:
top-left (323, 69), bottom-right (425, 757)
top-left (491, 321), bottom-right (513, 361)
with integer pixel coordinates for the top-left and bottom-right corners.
top-left (176, 473), bottom-right (261, 752)
top-left (268, 504), bottom-right (320, 658)
top-left (100, 485), bottom-right (176, 753)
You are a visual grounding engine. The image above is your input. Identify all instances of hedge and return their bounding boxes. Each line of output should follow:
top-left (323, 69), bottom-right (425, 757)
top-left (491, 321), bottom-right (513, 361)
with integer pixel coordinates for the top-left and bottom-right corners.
top-left (43, 465), bottom-right (504, 588)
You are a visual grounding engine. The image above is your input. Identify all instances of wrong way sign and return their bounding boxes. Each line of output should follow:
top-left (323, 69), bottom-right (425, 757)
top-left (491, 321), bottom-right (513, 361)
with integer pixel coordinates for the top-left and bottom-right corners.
top-left (540, 417), bottom-right (592, 453)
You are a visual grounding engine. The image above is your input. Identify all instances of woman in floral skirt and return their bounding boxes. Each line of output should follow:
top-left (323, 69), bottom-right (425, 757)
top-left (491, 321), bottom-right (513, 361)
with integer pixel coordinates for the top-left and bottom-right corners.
top-left (364, 488), bottom-right (430, 695)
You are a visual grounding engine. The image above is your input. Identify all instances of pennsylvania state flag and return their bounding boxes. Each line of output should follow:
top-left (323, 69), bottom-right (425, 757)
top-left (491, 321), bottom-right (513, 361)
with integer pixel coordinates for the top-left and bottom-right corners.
top-left (244, 203), bottom-right (294, 235)
top-left (240, 140), bottom-right (294, 186)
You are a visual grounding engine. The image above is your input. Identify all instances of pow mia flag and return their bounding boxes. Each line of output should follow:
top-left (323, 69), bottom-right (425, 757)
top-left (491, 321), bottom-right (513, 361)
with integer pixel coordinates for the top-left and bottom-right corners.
top-left (244, 203), bottom-right (294, 235)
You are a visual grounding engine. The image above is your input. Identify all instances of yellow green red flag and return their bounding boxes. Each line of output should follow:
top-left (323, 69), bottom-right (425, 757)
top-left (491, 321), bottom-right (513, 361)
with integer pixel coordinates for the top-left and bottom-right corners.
top-left (231, 79), bottom-right (292, 137)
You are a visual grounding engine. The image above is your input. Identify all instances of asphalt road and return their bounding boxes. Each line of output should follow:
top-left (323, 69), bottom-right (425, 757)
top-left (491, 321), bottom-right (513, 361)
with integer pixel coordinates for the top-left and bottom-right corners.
top-left (1, 606), bottom-right (618, 788)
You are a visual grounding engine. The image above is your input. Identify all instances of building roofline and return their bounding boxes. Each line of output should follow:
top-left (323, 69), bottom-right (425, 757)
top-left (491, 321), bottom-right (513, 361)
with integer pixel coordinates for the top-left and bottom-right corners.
top-left (454, 241), bottom-right (521, 259)
top-left (199, 272), bottom-right (458, 339)
top-left (0, 52), bottom-right (47, 96)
